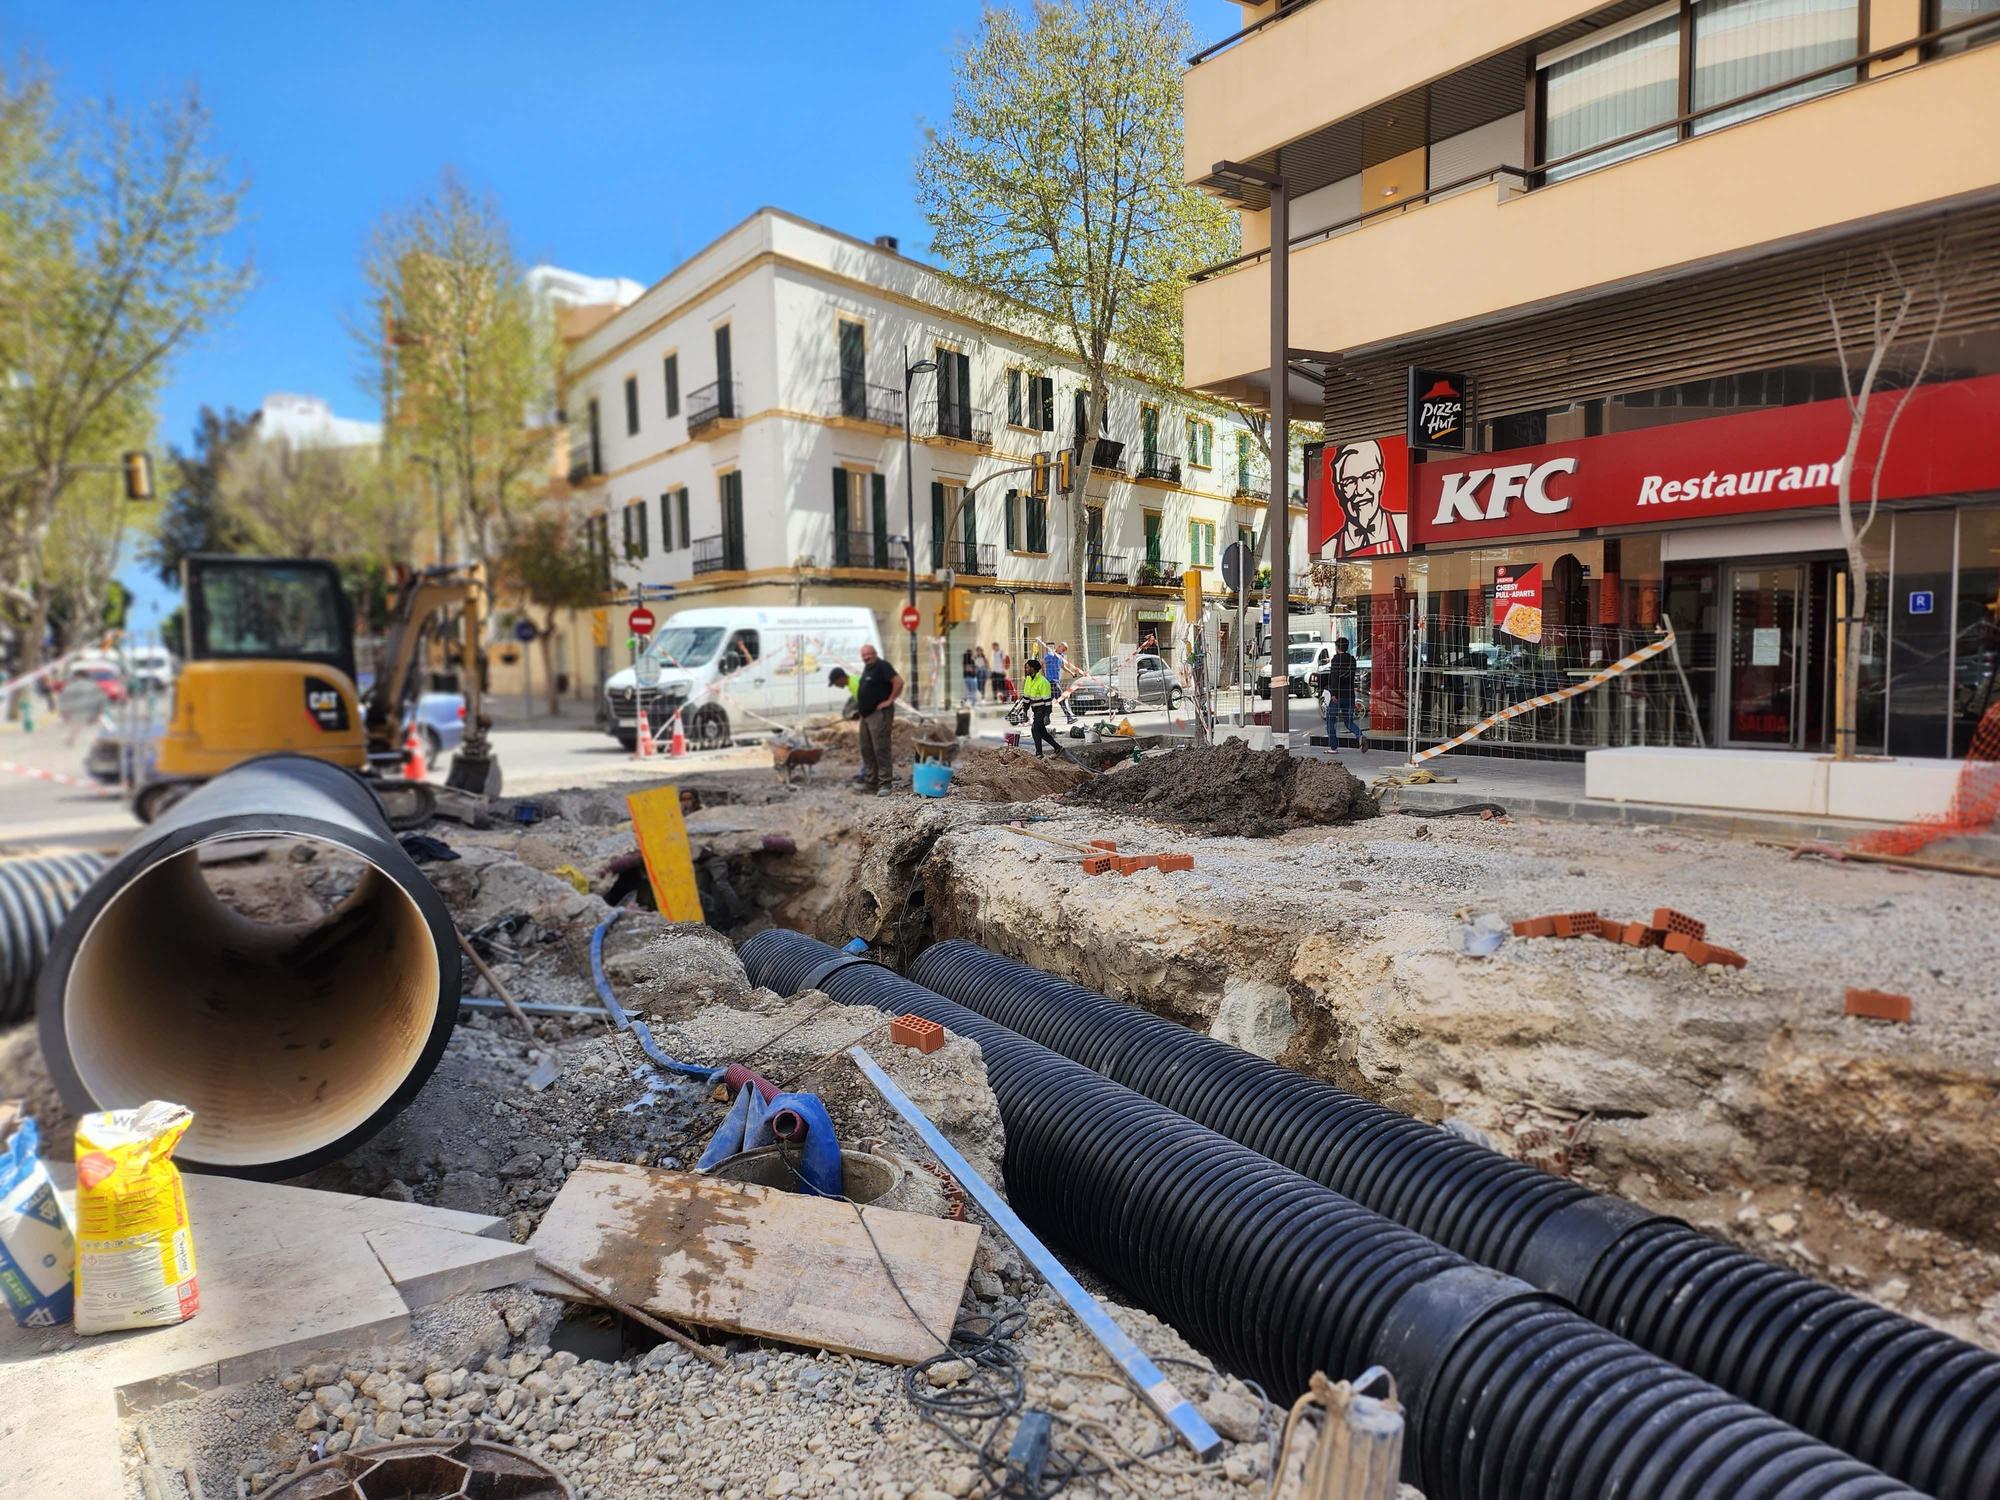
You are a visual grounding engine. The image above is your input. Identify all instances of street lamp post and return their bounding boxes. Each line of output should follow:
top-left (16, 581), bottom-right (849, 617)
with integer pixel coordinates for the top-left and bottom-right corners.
top-left (902, 347), bottom-right (937, 708)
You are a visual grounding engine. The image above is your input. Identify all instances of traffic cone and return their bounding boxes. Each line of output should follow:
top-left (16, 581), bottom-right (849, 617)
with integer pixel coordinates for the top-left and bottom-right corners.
top-left (635, 706), bottom-right (656, 759)
top-left (403, 723), bottom-right (427, 781)
top-left (668, 711), bottom-right (687, 758)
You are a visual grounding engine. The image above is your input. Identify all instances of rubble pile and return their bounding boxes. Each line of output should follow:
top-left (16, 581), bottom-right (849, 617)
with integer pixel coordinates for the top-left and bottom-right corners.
top-left (810, 716), bottom-right (1089, 801)
top-left (1065, 740), bottom-right (1378, 836)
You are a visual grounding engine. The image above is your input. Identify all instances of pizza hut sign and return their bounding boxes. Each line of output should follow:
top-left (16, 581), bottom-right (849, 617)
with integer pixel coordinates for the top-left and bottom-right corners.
top-left (1411, 373), bottom-right (2000, 545)
top-left (1406, 367), bottom-right (1472, 453)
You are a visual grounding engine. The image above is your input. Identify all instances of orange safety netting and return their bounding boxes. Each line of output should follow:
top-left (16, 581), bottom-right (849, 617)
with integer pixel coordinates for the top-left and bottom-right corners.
top-left (1849, 699), bottom-right (2000, 856)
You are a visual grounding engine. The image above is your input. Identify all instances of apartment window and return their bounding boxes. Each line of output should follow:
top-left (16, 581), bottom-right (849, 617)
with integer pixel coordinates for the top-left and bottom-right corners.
top-left (587, 398), bottom-right (602, 474)
top-left (1007, 368), bottom-right (1023, 427)
top-left (935, 347), bottom-right (973, 440)
top-left (714, 324), bottom-right (735, 419)
top-left (832, 465), bottom-right (888, 568)
top-left (621, 499), bottom-right (649, 559)
top-left (676, 488), bottom-right (690, 551)
top-left (589, 512), bottom-right (611, 589)
top-left (624, 376), bottom-right (640, 437)
top-left (1234, 432), bottom-right (1254, 493)
top-left (658, 491), bottom-right (678, 552)
top-left (1030, 374), bottom-right (1055, 432)
top-left (1140, 405), bottom-right (1160, 464)
top-left (663, 354), bottom-right (679, 418)
top-left (1186, 417), bottom-right (1213, 468)
top-left (1190, 519), bottom-right (1216, 568)
top-left (1692, 0), bottom-right (1858, 135)
top-left (837, 320), bottom-right (867, 419)
top-left (1933, 0), bottom-right (2000, 54)
top-left (634, 498), bottom-right (649, 557)
top-left (1024, 492), bottom-right (1048, 553)
top-left (1143, 510), bottom-right (1163, 565)
top-left (1540, 6), bottom-right (1680, 181)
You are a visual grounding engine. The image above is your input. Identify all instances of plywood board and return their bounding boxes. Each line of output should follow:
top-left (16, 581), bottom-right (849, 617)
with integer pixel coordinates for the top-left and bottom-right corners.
top-left (626, 784), bottom-right (703, 921)
top-left (527, 1161), bottom-right (980, 1364)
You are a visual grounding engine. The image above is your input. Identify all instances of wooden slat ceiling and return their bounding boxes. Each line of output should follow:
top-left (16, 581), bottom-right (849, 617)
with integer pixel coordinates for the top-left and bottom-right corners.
top-left (1205, 0), bottom-right (1666, 209)
top-left (1314, 204), bottom-right (2000, 439)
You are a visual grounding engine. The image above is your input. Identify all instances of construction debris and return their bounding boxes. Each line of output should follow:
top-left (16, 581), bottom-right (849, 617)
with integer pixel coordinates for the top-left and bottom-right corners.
top-left (1510, 905), bottom-right (1748, 968)
top-left (1846, 987), bottom-right (1914, 1024)
top-left (1066, 739), bottom-right (1377, 836)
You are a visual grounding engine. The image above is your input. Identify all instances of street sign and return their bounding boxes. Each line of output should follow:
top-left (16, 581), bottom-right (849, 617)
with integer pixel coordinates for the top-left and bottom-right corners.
top-left (513, 619), bottom-right (537, 643)
top-left (1909, 590), bottom-right (1935, 615)
top-left (1220, 541), bottom-right (1251, 593)
top-left (627, 606), bottom-right (656, 636)
top-left (900, 603), bottom-right (921, 633)
top-left (635, 652), bottom-right (663, 687)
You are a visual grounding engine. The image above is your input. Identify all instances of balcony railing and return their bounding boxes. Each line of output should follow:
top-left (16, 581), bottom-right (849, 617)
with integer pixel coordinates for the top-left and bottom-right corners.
top-left (1134, 448), bottom-right (1182, 485)
top-left (823, 377), bottom-right (903, 427)
top-left (691, 533), bottom-right (744, 575)
top-left (687, 380), bottom-right (743, 434)
top-left (833, 530), bottom-right (909, 571)
top-left (1232, 477), bottom-right (1266, 499)
top-left (1085, 549), bottom-right (1127, 585)
top-left (1134, 556), bottom-right (1184, 587)
top-left (934, 540), bottom-right (998, 577)
top-left (914, 399), bottom-right (994, 446)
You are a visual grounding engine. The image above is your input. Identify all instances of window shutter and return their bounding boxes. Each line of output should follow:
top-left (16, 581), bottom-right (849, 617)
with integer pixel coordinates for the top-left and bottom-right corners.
top-left (664, 355), bottom-right (679, 417)
top-left (930, 481), bottom-right (945, 570)
top-left (659, 493), bottom-right (673, 552)
top-left (1004, 488), bottom-right (1017, 551)
top-left (832, 467), bottom-right (849, 566)
top-left (636, 501), bottom-right (649, 557)
top-left (871, 472), bottom-right (888, 569)
top-left (1007, 370), bottom-right (1022, 426)
top-left (677, 489), bottom-right (690, 549)
top-left (621, 504), bottom-right (632, 552)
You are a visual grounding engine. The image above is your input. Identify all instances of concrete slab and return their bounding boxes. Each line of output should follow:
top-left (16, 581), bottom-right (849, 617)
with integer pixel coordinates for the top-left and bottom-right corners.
top-left (364, 1222), bottom-right (535, 1310)
top-left (1586, 746), bottom-right (1831, 815)
top-left (1825, 756), bottom-right (1964, 822)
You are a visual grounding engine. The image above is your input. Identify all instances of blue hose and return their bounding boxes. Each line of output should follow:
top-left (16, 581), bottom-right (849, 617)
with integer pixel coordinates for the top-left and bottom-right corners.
top-left (590, 910), bottom-right (726, 1083)
top-left (762, 1091), bottom-right (844, 1198)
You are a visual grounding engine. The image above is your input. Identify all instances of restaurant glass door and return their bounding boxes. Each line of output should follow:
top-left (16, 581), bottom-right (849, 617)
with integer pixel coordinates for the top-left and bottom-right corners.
top-left (1723, 563), bottom-right (1803, 746)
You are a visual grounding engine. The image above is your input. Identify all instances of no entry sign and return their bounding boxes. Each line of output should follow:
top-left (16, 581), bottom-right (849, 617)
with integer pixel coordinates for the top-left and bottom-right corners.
top-left (627, 606), bottom-right (656, 637)
top-left (900, 603), bottom-right (921, 633)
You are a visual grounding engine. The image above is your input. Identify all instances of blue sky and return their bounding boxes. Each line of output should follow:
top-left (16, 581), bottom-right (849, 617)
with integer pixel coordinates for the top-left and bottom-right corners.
top-left (5, 1), bottom-right (1226, 623)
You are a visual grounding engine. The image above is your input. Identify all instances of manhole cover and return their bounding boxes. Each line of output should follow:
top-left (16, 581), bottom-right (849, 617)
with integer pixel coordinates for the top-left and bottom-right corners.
top-left (262, 1436), bottom-right (573, 1498)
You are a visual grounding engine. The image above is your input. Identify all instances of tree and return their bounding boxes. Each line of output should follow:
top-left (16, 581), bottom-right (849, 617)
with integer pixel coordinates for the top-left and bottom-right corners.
top-left (216, 434), bottom-right (413, 562)
top-left (146, 405), bottom-right (254, 584)
top-left (0, 69), bottom-right (250, 667)
top-left (1823, 229), bottom-right (1962, 758)
top-left (500, 512), bottom-right (604, 716)
top-left (917, 0), bottom-right (1236, 646)
top-left (360, 171), bottom-right (553, 571)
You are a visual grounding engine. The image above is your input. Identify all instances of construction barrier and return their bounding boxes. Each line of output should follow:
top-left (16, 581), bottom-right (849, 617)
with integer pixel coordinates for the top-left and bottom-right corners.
top-left (1850, 697), bottom-right (2000, 856)
top-left (0, 760), bottom-right (119, 797)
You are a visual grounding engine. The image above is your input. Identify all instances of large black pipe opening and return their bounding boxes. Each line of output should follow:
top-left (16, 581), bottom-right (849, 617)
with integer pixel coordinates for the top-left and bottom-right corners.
top-left (37, 756), bottom-right (459, 1179)
top-left (907, 939), bottom-right (2000, 1500)
top-left (741, 930), bottom-right (1912, 1500)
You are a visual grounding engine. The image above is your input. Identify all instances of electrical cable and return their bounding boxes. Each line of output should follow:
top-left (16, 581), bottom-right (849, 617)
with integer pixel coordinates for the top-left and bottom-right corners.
top-left (588, 909), bottom-right (726, 1083)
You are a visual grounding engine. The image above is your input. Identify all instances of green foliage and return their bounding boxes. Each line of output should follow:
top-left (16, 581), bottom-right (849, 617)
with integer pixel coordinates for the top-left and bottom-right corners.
top-left (147, 405), bottom-right (255, 583)
top-left (916, 0), bottom-right (1236, 640)
top-left (503, 513), bottom-right (606, 619)
top-left (216, 433), bottom-right (420, 565)
top-left (361, 171), bottom-right (554, 568)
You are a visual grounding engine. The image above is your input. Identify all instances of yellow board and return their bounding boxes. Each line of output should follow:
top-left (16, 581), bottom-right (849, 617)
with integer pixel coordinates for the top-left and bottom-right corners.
top-left (625, 784), bottom-right (704, 922)
top-left (590, 609), bottom-right (609, 648)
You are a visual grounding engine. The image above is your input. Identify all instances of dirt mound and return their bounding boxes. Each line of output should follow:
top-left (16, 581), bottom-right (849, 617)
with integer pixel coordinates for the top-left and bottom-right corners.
top-left (810, 716), bottom-right (1087, 802)
top-left (1066, 739), bottom-right (1378, 836)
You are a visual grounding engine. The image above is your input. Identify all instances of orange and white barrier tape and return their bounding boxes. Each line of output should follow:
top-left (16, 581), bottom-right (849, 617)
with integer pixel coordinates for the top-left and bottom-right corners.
top-left (1407, 624), bottom-right (1679, 767)
top-left (0, 759), bottom-right (120, 795)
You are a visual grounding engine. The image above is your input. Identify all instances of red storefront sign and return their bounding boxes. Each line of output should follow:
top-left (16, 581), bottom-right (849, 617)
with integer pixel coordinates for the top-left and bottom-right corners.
top-left (1411, 373), bottom-right (2000, 546)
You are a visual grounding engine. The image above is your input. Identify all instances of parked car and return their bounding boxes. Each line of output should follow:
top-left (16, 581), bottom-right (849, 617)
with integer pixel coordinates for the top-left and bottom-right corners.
top-left (1067, 654), bottom-right (1182, 715)
top-left (410, 690), bottom-right (467, 760)
top-left (1256, 643), bottom-right (1326, 700)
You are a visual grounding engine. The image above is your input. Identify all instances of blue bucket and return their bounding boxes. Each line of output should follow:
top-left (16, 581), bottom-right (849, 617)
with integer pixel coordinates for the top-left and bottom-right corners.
top-left (911, 761), bottom-right (953, 798)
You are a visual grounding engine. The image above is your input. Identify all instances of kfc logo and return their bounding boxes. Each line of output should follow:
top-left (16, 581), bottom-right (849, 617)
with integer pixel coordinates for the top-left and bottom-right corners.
top-left (1430, 458), bottom-right (1578, 525)
top-left (1320, 436), bottom-right (1410, 559)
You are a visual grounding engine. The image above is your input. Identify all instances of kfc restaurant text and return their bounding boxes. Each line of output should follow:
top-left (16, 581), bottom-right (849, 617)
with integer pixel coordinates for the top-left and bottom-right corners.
top-left (1311, 375), bottom-right (2000, 759)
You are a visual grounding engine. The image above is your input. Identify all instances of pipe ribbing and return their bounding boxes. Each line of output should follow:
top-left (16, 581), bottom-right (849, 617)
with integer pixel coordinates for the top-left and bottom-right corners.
top-left (0, 852), bottom-right (104, 1024)
top-left (908, 939), bottom-right (2000, 1500)
top-left (741, 930), bottom-right (1912, 1500)
top-left (36, 756), bottom-right (459, 1178)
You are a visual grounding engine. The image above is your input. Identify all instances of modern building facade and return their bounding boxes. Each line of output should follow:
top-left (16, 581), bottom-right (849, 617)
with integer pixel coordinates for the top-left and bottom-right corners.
top-left (551, 208), bottom-right (1309, 705)
top-left (1184, 0), bottom-right (2000, 758)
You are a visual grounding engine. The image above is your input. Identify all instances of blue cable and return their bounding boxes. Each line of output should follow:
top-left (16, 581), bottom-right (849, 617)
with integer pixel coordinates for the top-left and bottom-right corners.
top-left (589, 909), bottom-right (726, 1083)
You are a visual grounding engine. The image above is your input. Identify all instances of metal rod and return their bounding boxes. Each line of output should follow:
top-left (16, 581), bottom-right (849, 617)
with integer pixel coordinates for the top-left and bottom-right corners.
top-left (1268, 165), bottom-right (1290, 740)
top-left (457, 996), bottom-right (609, 1017)
top-left (534, 1254), bottom-right (729, 1370)
top-left (455, 927), bottom-right (536, 1040)
top-left (847, 1044), bottom-right (1223, 1460)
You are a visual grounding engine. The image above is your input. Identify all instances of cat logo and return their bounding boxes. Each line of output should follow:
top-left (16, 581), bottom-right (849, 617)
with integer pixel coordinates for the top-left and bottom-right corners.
top-left (303, 677), bottom-right (350, 732)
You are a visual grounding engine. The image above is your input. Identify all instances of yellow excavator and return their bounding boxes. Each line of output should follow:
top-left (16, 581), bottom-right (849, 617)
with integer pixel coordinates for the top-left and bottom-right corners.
top-left (135, 555), bottom-right (500, 824)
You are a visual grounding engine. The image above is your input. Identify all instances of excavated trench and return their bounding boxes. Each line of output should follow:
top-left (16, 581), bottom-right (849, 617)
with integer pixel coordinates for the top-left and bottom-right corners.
top-left (727, 779), bottom-right (2000, 1355)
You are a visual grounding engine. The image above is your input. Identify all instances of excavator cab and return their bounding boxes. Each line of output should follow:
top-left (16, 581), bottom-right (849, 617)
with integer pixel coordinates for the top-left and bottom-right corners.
top-left (137, 555), bottom-right (496, 824)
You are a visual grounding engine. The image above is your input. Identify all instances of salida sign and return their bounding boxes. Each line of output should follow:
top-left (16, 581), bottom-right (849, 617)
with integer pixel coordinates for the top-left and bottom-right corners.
top-left (1411, 373), bottom-right (2000, 545)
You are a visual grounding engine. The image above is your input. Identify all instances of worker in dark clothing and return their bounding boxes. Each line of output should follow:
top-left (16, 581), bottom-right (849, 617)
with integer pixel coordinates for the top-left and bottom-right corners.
top-left (854, 643), bottom-right (904, 794)
top-left (1323, 637), bottom-right (1366, 752)
top-left (1021, 658), bottom-right (1059, 758)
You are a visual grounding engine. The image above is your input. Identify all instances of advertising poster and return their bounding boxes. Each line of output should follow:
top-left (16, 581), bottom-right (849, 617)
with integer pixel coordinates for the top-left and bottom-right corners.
top-left (1318, 435), bottom-right (1411, 560)
top-left (1493, 563), bottom-right (1544, 643)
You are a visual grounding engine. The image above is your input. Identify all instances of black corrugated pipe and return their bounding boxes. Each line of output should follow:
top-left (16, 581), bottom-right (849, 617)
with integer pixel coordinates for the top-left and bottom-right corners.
top-left (907, 939), bottom-right (2000, 1500)
top-left (741, 929), bottom-right (1914, 1500)
top-left (0, 851), bottom-right (104, 1024)
top-left (37, 756), bottom-right (460, 1179)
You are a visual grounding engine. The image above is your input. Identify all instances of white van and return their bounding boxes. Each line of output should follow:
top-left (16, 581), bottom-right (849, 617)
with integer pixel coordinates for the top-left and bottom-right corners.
top-left (603, 606), bottom-right (884, 749)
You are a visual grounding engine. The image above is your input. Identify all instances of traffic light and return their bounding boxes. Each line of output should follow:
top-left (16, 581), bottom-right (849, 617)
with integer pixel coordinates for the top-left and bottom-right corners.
top-left (122, 450), bottom-right (154, 502)
top-left (1054, 449), bottom-right (1073, 495)
top-left (1030, 452), bottom-right (1049, 498)
top-left (1183, 568), bottom-right (1203, 624)
top-left (938, 585), bottom-right (971, 631)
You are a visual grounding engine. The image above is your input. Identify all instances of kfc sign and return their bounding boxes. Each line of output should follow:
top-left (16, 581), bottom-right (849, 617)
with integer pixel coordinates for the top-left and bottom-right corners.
top-left (1407, 367), bottom-right (1472, 452)
top-left (1412, 374), bottom-right (2000, 545)
top-left (1313, 435), bottom-right (1411, 560)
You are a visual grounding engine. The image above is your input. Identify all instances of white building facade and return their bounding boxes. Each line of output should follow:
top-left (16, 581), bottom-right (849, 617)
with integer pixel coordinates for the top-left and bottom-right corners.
top-left (554, 209), bottom-right (1308, 700)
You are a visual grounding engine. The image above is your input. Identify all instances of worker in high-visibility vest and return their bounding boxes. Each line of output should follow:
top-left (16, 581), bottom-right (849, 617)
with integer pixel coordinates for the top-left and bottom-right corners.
top-left (1021, 658), bottom-right (1058, 758)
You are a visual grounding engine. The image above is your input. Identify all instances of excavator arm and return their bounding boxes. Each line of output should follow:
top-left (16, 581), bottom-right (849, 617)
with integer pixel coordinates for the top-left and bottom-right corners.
top-left (362, 563), bottom-right (497, 796)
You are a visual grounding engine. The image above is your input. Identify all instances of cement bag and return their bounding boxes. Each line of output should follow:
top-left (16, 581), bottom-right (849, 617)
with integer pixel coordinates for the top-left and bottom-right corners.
top-left (73, 1101), bottom-right (199, 1335)
top-left (0, 1117), bottom-right (75, 1328)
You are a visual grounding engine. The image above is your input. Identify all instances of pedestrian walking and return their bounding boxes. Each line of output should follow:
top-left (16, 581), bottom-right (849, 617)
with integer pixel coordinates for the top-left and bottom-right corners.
top-left (992, 642), bottom-right (1010, 701)
top-left (1021, 659), bottom-right (1059, 757)
top-left (973, 646), bottom-right (990, 703)
top-left (961, 647), bottom-right (979, 708)
top-left (853, 643), bottom-right (904, 793)
top-left (1045, 640), bottom-right (1075, 723)
top-left (1323, 637), bottom-right (1366, 752)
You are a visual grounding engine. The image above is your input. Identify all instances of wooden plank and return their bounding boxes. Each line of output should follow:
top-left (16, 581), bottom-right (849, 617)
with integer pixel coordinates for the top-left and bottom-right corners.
top-left (626, 784), bottom-right (704, 921)
top-left (525, 1161), bottom-right (979, 1364)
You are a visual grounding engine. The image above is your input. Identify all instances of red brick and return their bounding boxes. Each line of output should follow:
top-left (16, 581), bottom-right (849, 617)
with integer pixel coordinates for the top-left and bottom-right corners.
top-left (1081, 854), bottom-right (1115, 876)
top-left (1156, 853), bottom-right (1195, 873)
top-left (1702, 945), bottom-right (1748, 969)
top-left (1115, 854), bottom-right (1159, 876)
top-left (1652, 907), bottom-right (1707, 941)
top-left (1618, 921), bottom-right (1653, 947)
top-left (889, 1014), bottom-right (946, 1054)
top-left (1552, 911), bottom-right (1602, 940)
top-left (1088, 839), bottom-right (1118, 851)
top-left (1845, 987), bottom-right (1912, 1024)
top-left (1511, 916), bottom-right (1557, 939)
top-left (1662, 930), bottom-right (1696, 955)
